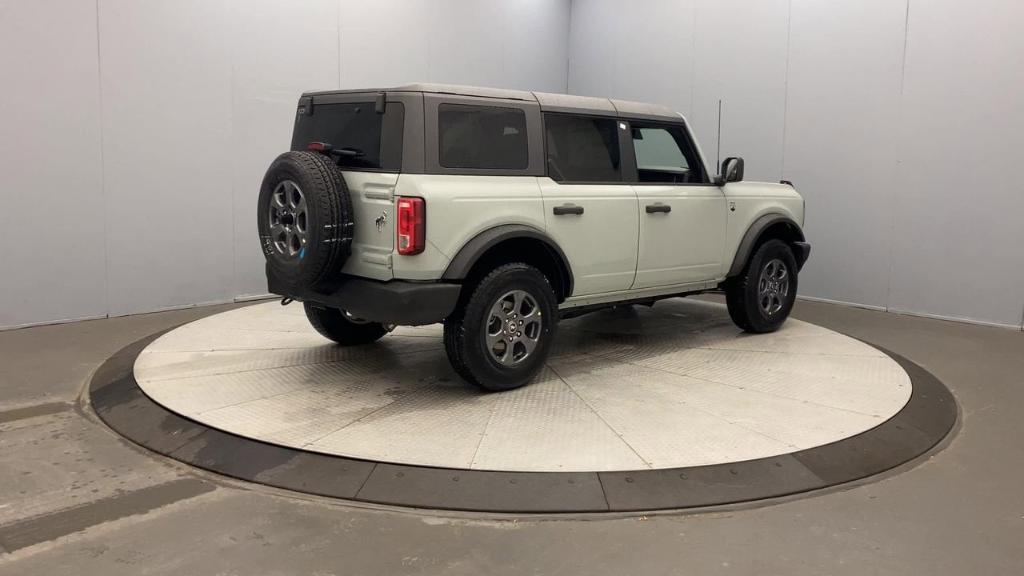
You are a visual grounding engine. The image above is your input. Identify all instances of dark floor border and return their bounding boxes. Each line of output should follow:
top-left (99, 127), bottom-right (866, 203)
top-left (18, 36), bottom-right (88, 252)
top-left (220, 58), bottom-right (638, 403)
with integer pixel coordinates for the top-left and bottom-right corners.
top-left (89, 330), bottom-right (957, 514)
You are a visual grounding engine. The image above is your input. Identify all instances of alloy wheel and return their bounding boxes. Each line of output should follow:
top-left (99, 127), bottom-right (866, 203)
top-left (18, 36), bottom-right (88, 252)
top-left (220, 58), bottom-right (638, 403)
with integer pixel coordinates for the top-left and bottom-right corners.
top-left (268, 180), bottom-right (308, 259)
top-left (757, 258), bottom-right (790, 316)
top-left (485, 290), bottom-right (542, 366)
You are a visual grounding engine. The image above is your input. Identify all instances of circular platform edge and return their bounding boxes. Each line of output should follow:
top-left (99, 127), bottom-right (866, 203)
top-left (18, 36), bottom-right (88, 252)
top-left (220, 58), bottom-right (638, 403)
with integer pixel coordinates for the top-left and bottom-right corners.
top-left (88, 326), bottom-right (958, 514)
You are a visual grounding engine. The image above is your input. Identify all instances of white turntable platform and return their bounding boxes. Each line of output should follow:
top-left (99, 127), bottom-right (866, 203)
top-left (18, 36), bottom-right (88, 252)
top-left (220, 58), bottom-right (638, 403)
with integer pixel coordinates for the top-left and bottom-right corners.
top-left (133, 299), bottom-right (911, 472)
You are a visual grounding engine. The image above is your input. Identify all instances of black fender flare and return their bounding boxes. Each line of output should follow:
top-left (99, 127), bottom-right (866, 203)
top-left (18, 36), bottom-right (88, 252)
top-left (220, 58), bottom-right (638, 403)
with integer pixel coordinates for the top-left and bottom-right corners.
top-left (442, 224), bottom-right (574, 298)
top-left (727, 214), bottom-right (806, 277)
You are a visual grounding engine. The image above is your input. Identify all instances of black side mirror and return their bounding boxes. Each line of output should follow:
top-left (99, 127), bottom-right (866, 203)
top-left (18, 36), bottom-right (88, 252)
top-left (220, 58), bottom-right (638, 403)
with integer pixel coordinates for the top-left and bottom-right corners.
top-left (715, 157), bottom-right (745, 185)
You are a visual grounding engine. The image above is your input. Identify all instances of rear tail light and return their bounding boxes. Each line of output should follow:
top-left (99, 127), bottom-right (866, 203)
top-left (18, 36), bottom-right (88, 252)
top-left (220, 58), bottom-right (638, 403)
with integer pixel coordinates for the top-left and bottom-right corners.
top-left (396, 197), bottom-right (425, 255)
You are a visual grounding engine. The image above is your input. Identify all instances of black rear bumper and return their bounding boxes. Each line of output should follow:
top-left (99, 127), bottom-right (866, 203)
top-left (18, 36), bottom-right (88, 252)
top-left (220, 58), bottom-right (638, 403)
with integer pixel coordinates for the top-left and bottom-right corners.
top-left (268, 270), bottom-right (461, 326)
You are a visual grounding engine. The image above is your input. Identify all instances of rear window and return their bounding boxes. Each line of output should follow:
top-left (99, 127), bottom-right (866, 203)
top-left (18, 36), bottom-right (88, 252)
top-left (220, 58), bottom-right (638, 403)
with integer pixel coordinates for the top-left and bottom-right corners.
top-left (438, 104), bottom-right (528, 170)
top-left (291, 101), bottom-right (404, 171)
top-left (544, 114), bottom-right (621, 183)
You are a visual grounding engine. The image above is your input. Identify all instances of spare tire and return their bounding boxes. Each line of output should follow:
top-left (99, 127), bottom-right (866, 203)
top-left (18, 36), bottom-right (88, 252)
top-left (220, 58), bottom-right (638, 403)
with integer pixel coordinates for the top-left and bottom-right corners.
top-left (257, 151), bottom-right (353, 291)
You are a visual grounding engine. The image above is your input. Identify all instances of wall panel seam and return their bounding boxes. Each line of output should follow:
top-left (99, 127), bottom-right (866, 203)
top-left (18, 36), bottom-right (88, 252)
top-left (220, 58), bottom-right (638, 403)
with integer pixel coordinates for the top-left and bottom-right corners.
top-left (228, 0), bottom-right (238, 301)
top-left (882, 0), bottom-right (912, 314)
top-left (95, 0), bottom-right (111, 321)
top-left (778, 0), bottom-right (792, 181)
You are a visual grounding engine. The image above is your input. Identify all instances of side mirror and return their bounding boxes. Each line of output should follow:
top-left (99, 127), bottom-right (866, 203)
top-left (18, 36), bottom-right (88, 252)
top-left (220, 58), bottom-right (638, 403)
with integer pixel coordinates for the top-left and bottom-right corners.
top-left (715, 157), bottom-right (745, 185)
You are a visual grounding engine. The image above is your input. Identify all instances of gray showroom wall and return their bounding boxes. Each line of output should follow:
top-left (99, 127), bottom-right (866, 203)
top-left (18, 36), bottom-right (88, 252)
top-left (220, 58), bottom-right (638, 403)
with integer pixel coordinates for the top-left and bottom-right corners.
top-left (0, 0), bottom-right (571, 329)
top-left (3, 0), bottom-right (1021, 331)
top-left (568, 0), bottom-right (1024, 330)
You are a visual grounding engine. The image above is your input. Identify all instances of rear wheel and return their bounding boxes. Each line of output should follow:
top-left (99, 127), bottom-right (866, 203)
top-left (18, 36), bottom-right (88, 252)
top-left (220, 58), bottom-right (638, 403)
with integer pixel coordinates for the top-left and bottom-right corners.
top-left (725, 239), bottom-right (798, 333)
top-left (304, 303), bottom-right (390, 346)
top-left (444, 263), bottom-right (558, 391)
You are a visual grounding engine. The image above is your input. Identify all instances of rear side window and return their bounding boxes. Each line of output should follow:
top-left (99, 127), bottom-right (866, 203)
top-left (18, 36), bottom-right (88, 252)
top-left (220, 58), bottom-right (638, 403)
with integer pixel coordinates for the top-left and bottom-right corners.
top-left (291, 102), bottom-right (404, 171)
top-left (544, 114), bottom-right (621, 183)
top-left (438, 104), bottom-right (528, 170)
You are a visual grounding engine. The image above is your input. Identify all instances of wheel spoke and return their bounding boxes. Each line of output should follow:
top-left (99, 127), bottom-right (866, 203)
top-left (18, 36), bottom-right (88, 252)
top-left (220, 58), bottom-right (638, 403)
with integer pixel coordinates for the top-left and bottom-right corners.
top-left (491, 300), bottom-right (508, 322)
top-left (520, 333), bottom-right (539, 355)
top-left (494, 340), bottom-right (512, 364)
top-left (485, 330), bottom-right (504, 348)
top-left (512, 291), bottom-right (525, 315)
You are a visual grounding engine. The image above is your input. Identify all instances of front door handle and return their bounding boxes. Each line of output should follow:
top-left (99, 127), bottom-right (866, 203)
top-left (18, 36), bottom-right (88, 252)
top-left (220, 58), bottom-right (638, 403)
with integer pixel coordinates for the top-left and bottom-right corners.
top-left (645, 203), bottom-right (671, 214)
top-left (553, 203), bottom-right (584, 216)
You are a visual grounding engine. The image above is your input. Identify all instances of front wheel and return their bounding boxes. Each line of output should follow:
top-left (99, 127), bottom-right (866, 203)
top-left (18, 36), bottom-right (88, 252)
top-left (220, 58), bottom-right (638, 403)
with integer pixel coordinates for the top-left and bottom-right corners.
top-left (444, 263), bottom-right (558, 391)
top-left (725, 239), bottom-right (798, 333)
top-left (304, 303), bottom-right (390, 346)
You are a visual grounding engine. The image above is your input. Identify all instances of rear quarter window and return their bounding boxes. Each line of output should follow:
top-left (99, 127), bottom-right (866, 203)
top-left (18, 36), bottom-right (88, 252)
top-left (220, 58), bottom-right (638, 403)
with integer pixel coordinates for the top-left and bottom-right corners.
top-left (438, 104), bottom-right (528, 170)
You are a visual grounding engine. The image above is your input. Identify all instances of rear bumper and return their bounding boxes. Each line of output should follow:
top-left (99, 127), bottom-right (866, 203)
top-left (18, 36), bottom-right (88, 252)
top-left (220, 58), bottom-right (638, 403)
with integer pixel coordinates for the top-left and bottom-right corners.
top-left (268, 270), bottom-right (461, 326)
top-left (793, 241), bottom-right (811, 271)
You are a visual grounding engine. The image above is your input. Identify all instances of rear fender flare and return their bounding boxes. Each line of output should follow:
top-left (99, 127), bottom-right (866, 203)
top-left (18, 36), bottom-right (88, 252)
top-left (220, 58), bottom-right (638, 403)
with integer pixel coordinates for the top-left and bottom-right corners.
top-left (442, 225), bottom-right (574, 298)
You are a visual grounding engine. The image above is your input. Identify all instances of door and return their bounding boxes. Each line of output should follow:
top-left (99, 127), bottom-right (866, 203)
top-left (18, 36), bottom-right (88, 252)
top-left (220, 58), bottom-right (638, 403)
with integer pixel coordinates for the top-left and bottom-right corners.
top-left (627, 121), bottom-right (726, 288)
top-left (539, 114), bottom-right (639, 296)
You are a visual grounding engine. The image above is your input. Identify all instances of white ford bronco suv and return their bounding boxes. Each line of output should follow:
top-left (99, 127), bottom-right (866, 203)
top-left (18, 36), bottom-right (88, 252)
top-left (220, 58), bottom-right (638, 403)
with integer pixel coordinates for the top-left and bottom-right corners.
top-left (258, 84), bottom-right (809, 391)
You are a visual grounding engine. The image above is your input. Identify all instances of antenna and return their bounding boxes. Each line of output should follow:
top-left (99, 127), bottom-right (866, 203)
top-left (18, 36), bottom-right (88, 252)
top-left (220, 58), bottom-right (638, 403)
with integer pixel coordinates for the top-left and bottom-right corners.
top-left (715, 99), bottom-right (723, 174)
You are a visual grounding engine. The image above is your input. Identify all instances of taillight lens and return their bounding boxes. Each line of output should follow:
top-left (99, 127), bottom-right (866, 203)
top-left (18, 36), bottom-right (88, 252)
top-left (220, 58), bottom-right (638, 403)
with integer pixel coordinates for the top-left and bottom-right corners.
top-left (396, 197), bottom-right (425, 255)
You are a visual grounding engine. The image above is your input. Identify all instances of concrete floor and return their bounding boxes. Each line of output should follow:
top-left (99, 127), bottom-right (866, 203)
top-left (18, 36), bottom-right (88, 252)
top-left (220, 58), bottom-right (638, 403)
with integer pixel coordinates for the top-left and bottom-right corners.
top-left (0, 298), bottom-right (1021, 575)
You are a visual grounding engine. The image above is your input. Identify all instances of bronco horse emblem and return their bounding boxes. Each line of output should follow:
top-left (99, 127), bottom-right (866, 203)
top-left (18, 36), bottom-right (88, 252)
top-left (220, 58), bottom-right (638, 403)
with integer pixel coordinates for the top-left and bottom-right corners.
top-left (375, 210), bottom-right (387, 232)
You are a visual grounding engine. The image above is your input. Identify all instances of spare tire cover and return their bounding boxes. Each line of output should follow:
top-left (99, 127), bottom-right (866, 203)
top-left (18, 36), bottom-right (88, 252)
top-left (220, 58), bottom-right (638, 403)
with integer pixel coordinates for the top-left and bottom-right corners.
top-left (257, 151), bottom-right (354, 291)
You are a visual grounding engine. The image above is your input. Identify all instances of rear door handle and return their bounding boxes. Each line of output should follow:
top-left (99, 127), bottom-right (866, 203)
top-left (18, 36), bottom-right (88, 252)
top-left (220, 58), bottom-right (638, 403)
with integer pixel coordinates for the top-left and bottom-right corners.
top-left (553, 203), bottom-right (584, 216)
top-left (645, 203), bottom-right (671, 214)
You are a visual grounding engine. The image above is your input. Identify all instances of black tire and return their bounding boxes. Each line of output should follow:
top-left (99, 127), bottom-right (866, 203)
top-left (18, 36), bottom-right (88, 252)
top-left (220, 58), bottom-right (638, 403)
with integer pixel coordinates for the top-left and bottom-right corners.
top-left (304, 303), bottom-right (389, 346)
top-left (257, 151), bottom-right (353, 292)
top-left (725, 239), bottom-right (799, 333)
top-left (443, 263), bottom-right (558, 391)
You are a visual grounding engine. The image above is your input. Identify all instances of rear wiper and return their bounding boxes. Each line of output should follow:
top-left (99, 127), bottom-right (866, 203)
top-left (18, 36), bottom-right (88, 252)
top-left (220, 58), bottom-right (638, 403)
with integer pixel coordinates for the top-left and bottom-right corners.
top-left (306, 142), bottom-right (365, 159)
top-left (332, 147), bottom-right (365, 158)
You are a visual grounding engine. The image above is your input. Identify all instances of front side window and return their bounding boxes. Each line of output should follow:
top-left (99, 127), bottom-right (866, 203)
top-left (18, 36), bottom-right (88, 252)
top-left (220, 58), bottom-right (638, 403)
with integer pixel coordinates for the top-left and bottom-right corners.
top-left (630, 124), bottom-right (706, 184)
top-left (544, 114), bottom-right (621, 183)
top-left (438, 104), bottom-right (528, 170)
top-left (291, 102), bottom-right (403, 170)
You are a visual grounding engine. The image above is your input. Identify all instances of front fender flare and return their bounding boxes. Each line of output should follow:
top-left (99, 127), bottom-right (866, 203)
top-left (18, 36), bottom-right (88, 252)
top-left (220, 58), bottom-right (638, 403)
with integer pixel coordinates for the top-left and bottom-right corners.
top-left (727, 214), bottom-right (806, 277)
